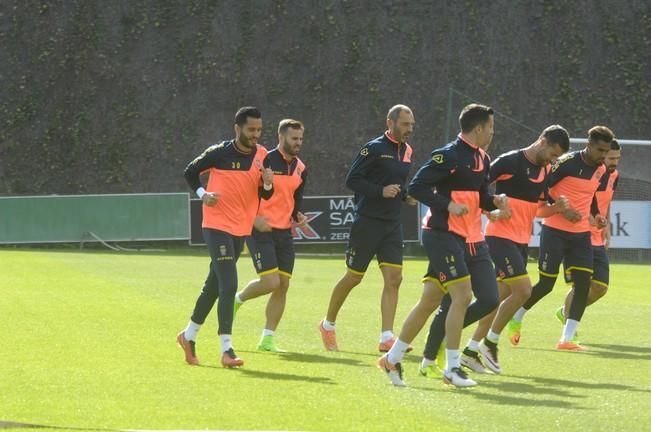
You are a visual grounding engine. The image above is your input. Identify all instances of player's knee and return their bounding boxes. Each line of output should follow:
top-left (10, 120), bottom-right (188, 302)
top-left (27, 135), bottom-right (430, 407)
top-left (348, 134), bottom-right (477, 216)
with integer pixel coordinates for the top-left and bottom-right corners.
top-left (511, 281), bottom-right (532, 301)
top-left (260, 273), bottom-right (281, 292)
top-left (451, 288), bottom-right (473, 307)
top-left (419, 283), bottom-right (443, 311)
top-left (278, 277), bottom-right (290, 292)
top-left (483, 293), bottom-right (500, 313)
top-left (459, 291), bottom-right (473, 307)
top-left (537, 276), bottom-right (556, 296)
top-left (274, 278), bottom-right (290, 296)
top-left (591, 283), bottom-right (608, 299)
top-left (417, 297), bottom-right (438, 312)
top-left (199, 285), bottom-right (219, 299)
top-left (345, 271), bottom-right (364, 286)
top-left (384, 272), bottom-right (403, 289)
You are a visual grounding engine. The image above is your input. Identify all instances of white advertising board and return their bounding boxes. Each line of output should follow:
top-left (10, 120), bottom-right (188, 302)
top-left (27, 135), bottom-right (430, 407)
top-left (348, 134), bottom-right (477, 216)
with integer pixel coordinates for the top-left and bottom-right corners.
top-left (529, 201), bottom-right (650, 248)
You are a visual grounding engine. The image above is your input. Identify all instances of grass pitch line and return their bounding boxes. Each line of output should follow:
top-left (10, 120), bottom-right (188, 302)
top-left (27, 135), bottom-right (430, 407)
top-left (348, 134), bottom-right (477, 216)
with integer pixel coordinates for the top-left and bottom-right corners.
top-left (0, 421), bottom-right (303, 432)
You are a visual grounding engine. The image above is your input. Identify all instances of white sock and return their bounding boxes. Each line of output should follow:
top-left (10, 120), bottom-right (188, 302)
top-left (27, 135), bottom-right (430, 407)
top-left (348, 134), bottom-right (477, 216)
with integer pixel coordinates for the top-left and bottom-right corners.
top-left (220, 334), bottom-right (233, 352)
top-left (262, 329), bottom-right (274, 337)
top-left (513, 307), bottom-right (528, 322)
top-left (183, 321), bottom-right (201, 342)
top-left (446, 349), bottom-right (461, 371)
top-left (421, 357), bottom-right (435, 369)
top-left (486, 330), bottom-right (501, 344)
top-left (321, 319), bottom-right (336, 331)
top-left (235, 293), bottom-right (244, 304)
top-left (467, 339), bottom-right (480, 351)
top-left (561, 319), bottom-right (579, 342)
top-left (387, 339), bottom-right (409, 365)
top-left (380, 330), bottom-right (394, 343)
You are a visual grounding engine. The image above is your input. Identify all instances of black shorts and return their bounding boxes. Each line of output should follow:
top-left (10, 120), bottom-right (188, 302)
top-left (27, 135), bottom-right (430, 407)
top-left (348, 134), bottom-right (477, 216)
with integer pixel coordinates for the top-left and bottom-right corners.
top-left (486, 236), bottom-right (529, 282)
top-left (246, 228), bottom-right (295, 277)
top-left (563, 245), bottom-right (609, 286)
top-left (539, 225), bottom-right (593, 278)
top-left (345, 215), bottom-right (403, 275)
top-left (421, 229), bottom-right (494, 293)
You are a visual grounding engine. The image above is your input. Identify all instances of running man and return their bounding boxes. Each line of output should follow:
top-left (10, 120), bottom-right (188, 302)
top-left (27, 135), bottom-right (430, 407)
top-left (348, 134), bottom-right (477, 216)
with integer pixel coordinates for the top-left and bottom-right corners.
top-left (234, 119), bottom-right (308, 352)
top-left (508, 126), bottom-right (614, 351)
top-left (555, 139), bottom-right (621, 328)
top-left (319, 105), bottom-right (416, 352)
top-left (453, 125), bottom-right (570, 375)
top-left (377, 104), bottom-right (509, 387)
top-left (176, 106), bottom-right (274, 368)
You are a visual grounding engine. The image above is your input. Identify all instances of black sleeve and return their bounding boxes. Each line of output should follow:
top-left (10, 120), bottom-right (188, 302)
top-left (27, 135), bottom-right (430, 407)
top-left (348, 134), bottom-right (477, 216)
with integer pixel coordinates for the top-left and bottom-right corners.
top-left (292, 168), bottom-right (308, 221)
top-left (184, 143), bottom-right (222, 192)
top-left (590, 194), bottom-right (600, 216)
top-left (345, 144), bottom-right (384, 198)
top-left (480, 154), bottom-right (497, 211)
top-left (539, 166), bottom-right (551, 202)
top-left (408, 148), bottom-right (456, 210)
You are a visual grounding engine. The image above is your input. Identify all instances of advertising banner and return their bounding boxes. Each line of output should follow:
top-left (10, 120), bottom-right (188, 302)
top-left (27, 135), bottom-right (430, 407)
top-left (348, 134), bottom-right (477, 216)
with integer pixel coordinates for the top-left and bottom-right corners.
top-left (191, 196), bottom-right (420, 245)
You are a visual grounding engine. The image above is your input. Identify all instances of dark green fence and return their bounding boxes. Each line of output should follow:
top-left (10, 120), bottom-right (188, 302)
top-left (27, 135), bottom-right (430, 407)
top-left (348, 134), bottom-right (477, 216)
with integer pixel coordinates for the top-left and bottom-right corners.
top-left (0, 193), bottom-right (190, 244)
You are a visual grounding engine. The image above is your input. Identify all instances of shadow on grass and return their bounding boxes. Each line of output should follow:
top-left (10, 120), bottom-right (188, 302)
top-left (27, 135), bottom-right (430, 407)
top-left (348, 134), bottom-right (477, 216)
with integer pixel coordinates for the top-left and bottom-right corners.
top-left (465, 391), bottom-right (591, 409)
top-left (518, 345), bottom-right (651, 361)
top-left (584, 350), bottom-right (651, 361)
top-left (277, 351), bottom-right (368, 366)
top-left (198, 364), bottom-right (336, 385)
top-left (0, 420), bottom-right (115, 431)
top-left (478, 379), bottom-right (586, 399)
top-left (407, 384), bottom-right (590, 409)
top-left (586, 343), bottom-right (651, 355)
top-left (236, 368), bottom-right (337, 385)
top-left (509, 374), bottom-right (651, 394)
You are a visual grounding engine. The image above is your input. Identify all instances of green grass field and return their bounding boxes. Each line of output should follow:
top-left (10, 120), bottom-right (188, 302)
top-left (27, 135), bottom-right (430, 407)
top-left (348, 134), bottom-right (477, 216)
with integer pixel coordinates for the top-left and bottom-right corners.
top-left (2, 249), bottom-right (651, 432)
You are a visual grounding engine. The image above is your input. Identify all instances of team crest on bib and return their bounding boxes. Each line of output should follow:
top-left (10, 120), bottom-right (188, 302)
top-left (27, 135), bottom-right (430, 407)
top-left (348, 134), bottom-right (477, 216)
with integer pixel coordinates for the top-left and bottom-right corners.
top-left (433, 154), bottom-right (444, 164)
top-left (552, 153), bottom-right (574, 172)
top-left (360, 148), bottom-right (369, 156)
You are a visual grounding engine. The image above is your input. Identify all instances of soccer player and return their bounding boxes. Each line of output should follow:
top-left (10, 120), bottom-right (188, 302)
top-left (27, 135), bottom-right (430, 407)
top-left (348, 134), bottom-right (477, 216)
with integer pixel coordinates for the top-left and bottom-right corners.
top-left (453, 125), bottom-right (570, 375)
top-left (555, 139), bottom-right (621, 327)
top-left (319, 105), bottom-right (417, 352)
top-left (508, 126), bottom-right (614, 351)
top-left (377, 104), bottom-right (509, 387)
top-left (176, 106), bottom-right (274, 368)
top-left (233, 119), bottom-right (308, 352)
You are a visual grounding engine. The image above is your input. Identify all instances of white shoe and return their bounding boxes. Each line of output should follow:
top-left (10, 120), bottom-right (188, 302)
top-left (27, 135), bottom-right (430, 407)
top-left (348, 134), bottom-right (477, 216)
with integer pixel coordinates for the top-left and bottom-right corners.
top-left (461, 348), bottom-right (487, 374)
top-left (443, 367), bottom-right (477, 387)
top-left (377, 354), bottom-right (406, 387)
top-left (479, 341), bottom-right (502, 374)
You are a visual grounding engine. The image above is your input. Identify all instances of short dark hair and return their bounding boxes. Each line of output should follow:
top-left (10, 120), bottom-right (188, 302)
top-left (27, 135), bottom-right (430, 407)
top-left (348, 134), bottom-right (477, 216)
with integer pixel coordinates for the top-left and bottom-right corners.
top-left (540, 125), bottom-right (570, 151)
top-left (235, 106), bottom-right (262, 126)
top-left (588, 125), bottom-right (614, 145)
top-left (610, 138), bottom-right (621, 150)
top-left (278, 118), bottom-right (304, 135)
top-left (387, 104), bottom-right (412, 121)
top-left (459, 104), bottom-right (494, 133)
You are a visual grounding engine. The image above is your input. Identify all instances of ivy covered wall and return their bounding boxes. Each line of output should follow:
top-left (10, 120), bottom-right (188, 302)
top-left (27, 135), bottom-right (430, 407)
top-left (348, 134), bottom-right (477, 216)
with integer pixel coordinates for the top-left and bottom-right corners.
top-left (2, 0), bottom-right (650, 195)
